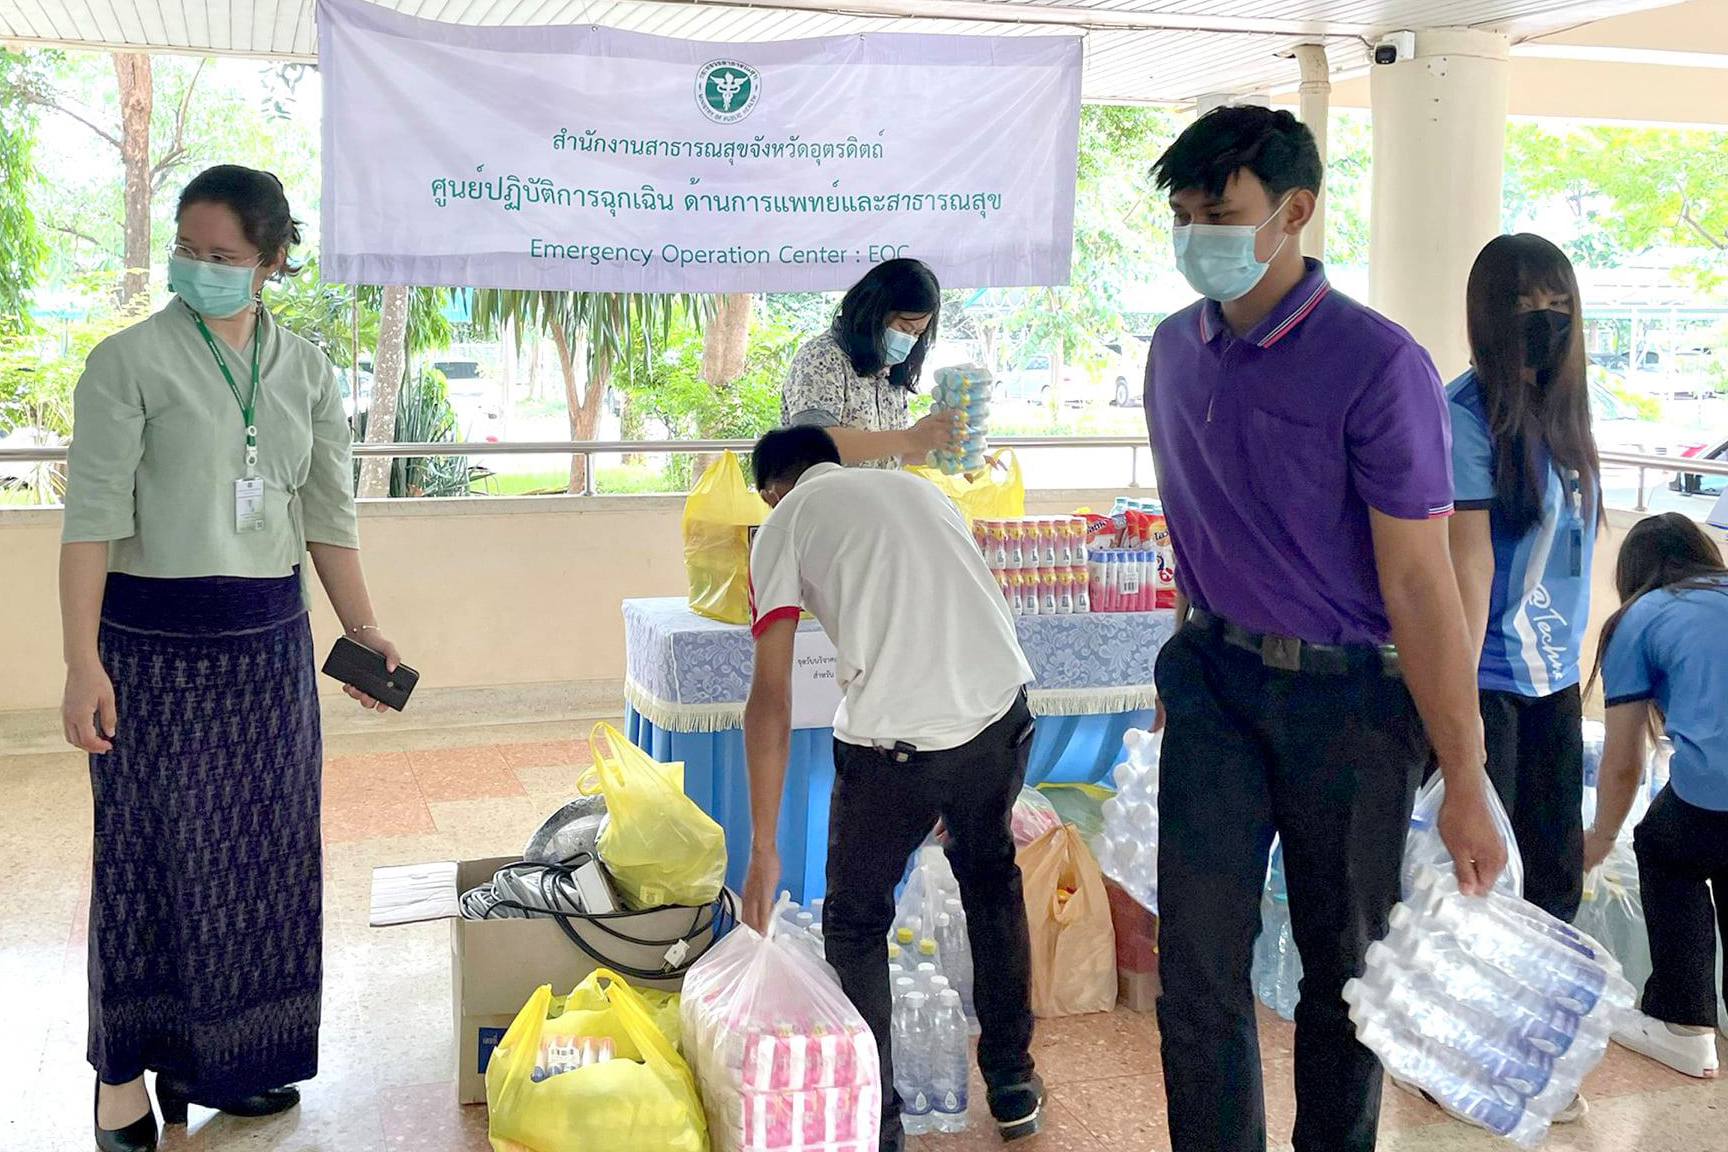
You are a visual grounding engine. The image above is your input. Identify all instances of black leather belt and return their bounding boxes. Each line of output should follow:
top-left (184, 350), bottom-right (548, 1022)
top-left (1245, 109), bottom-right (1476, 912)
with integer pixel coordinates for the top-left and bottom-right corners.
top-left (1187, 607), bottom-right (1402, 679)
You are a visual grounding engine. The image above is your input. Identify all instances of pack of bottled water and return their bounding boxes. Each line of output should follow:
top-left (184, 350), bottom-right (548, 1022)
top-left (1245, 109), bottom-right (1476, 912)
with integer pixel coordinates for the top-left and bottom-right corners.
top-left (891, 846), bottom-right (977, 1036)
top-left (1091, 728), bottom-right (1160, 913)
top-left (1251, 840), bottom-right (1302, 1020)
top-left (682, 898), bottom-right (881, 1152)
top-left (1350, 866), bottom-right (1633, 1148)
top-left (891, 987), bottom-right (972, 1135)
top-left (927, 365), bottom-right (993, 474)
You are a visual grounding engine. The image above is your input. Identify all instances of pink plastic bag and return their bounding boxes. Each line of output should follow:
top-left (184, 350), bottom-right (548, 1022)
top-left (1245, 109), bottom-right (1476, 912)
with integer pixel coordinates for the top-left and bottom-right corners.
top-left (681, 902), bottom-right (882, 1152)
top-left (1011, 786), bottom-right (1062, 848)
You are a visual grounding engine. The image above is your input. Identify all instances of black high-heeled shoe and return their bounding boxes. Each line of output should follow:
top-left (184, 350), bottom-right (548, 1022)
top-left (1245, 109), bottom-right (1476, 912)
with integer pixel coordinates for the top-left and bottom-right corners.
top-left (94, 1077), bottom-right (158, 1152)
top-left (156, 1079), bottom-right (300, 1124)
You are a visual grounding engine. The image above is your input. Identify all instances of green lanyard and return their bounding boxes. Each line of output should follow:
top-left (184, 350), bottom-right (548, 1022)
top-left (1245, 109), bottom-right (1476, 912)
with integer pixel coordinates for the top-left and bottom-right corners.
top-left (192, 309), bottom-right (262, 476)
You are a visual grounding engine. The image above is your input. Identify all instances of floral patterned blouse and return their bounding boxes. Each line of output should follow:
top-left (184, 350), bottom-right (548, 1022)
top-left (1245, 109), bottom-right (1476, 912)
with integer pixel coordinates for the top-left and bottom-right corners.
top-left (780, 330), bottom-right (909, 469)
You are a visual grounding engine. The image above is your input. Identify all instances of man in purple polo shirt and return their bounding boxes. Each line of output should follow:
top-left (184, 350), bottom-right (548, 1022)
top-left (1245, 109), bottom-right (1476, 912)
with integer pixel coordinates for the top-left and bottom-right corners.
top-left (1142, 106), bottom-right (1508, 1152)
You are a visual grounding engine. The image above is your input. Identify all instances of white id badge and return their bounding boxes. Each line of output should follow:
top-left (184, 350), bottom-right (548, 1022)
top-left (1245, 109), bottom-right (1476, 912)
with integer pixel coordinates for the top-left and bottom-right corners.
top-left (234, 477), bottom-right (266, 533)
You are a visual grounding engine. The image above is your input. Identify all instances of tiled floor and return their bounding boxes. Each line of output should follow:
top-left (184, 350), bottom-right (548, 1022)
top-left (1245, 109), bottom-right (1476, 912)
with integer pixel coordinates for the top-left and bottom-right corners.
top-left (3, 720), bottom-right (1724, 1152)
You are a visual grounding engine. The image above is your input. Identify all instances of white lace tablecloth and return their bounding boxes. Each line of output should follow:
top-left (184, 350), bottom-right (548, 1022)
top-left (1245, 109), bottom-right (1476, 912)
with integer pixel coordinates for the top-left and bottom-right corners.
top-left (623, 597), bottom-right (1176, 733)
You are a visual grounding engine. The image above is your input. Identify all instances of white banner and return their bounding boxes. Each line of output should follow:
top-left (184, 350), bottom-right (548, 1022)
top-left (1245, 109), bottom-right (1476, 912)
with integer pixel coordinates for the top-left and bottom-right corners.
top-left (790, 628), bottom-right (844, 731)
top-left (318, 0), bottom-right (1080, 292)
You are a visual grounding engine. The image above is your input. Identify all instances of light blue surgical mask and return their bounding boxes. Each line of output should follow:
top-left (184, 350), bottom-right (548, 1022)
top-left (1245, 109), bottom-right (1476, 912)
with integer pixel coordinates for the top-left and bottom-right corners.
top-left (1172, 195), bottom-right (1294, 303)
top-left (883, 327), bottom-right (919, 366)
top-left (168, 255), bottom-right (260, 319)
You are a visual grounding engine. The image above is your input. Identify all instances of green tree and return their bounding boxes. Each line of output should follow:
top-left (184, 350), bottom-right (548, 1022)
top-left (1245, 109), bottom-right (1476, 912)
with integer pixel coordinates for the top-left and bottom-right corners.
top-left (470, 291), bottom-right (710, 492)
top-left (0, 51), bottom-right (48, 337)
top-left (1505, 123), bottom-right (1728, 281)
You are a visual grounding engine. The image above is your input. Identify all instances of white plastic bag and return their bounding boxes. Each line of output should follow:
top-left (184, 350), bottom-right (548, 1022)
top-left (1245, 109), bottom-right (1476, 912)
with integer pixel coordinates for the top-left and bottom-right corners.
top-left (1575, 834), bottom-right (1651, 996)
top-left (1403, 776), bottom-right (1524, 902)
top-left (1251, 840), bottom-right (1301, 1020)
top-left (681, 901), bottom-right (881, 1152)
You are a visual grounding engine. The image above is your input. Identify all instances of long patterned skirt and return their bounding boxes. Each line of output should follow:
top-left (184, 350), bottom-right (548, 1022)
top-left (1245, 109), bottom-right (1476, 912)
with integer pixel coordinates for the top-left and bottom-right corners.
top-left (88, 572), bottom-right (322, 1097)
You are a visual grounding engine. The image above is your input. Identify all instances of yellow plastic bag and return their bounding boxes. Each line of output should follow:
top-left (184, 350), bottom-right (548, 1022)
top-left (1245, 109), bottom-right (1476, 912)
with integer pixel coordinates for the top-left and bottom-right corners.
top-left (584, 722), bottom-right (727, 910)
top-left (1017, 824), bottom-right (1117, 1017)
top-left (905, 449), bottom-right (1025, 525)
top-left (683, 450), bottom-right (770, 624)
top-left (486, 968), bottom-right (708, 1152)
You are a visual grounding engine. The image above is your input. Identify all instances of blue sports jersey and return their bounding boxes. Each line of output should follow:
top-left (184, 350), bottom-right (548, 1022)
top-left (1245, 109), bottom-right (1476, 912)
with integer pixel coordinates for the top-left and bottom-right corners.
top-left (1447, 371), bottom-right (1596, 696)
top-left (1601, 577), bottom-right (1728, 812)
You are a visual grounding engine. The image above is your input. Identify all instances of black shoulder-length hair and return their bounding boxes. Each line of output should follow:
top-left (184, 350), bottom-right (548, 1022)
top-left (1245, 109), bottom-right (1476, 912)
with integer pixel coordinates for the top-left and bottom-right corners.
top-left (177, 164), bottom-right (305, 276)
top-left (1466, 233), bottom-right (1601, 536)
top-left (831, 258), bottom-right (941, 392)
top-left (1586, 512), bottom-right (1728, 706)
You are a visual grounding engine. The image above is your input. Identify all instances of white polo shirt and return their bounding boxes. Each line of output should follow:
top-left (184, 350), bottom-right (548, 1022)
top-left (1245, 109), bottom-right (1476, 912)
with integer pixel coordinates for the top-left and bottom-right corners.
top-left (749, 462), bottom-right (1032, 751)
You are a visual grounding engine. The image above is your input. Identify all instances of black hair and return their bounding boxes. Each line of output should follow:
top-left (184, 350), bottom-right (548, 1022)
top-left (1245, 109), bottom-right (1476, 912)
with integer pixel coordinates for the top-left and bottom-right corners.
top-left (1466, 234), bottom-right (1601, 536)
top-left (176, 164), bottom-right (304, 275)
top-left (831, 258), bottom-right (941, 392)
top-left (1586, 513), bottom-right (1727, 712)
top-left (751, 426), bottom-right (842, 491)
top-left (1151, 105), bottom-right (1322, 201)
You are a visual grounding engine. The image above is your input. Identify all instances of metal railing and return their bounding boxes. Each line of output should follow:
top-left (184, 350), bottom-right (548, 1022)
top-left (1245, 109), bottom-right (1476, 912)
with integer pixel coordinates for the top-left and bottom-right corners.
top-left (3, 439), bottom-right (1724, 510)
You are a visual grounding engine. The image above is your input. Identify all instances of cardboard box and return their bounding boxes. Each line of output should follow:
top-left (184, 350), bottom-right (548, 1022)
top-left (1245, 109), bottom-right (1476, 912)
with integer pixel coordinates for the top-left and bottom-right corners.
top-left (372, 857), bottom-right (729, 1104)
top-left (1104, 877), bottom-right (1159, 1012)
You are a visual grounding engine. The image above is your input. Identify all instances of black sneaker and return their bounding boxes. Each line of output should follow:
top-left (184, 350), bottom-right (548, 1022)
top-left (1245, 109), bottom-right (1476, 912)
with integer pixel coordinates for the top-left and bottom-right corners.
top-left (987, 1075), bottom-right (1045, 1142)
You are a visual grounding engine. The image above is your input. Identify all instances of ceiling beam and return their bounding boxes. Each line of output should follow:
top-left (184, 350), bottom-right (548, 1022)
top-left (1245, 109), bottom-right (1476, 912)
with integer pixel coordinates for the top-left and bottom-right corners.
top-left (1512, 43), bottom-right (1728, 69)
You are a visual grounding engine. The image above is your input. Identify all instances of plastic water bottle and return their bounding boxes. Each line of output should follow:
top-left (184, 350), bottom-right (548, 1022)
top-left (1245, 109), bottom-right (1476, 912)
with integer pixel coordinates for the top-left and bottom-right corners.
top-left (1417, 902), bottom-right (1611, 1012)
top-left (930, 989), bottom-right (971, 1132)
top-left (1362, 943), bottom-right (1587, 1058)
top-left (915, 961), bottom-right (940, 999)
top-left (937, 907), bottom-right (977, 1026)
top-left (893, 992), bottom-right (935, 1135)
top-left (1356, 1014), bottom-right (1547, 1146)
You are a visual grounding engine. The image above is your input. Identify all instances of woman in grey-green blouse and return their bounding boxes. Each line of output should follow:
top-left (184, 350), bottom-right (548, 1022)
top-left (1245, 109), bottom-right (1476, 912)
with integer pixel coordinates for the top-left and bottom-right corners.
top-left (61, 166), bottom-right (403, 1152)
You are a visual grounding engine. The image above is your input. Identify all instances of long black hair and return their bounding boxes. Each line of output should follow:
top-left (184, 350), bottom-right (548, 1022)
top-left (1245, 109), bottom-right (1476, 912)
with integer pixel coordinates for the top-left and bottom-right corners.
top-left (177, 164), bottom-right (305, 275)
top-left (831, 258), bottom-right (941, 392)
top-left (1466, 234), bottom-right (1600, 536)
top-left (1587, 512), bottom-right (1728, 699)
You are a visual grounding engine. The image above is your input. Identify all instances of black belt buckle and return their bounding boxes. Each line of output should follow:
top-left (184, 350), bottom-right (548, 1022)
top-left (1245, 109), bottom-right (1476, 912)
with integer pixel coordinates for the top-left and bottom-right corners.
top-left (1261, 633), bottom-right (1303, 672)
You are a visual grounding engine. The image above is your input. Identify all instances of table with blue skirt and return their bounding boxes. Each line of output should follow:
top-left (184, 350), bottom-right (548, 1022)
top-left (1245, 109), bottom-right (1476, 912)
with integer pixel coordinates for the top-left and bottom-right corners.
top-left (623, 597), bottom-right (1176, 903)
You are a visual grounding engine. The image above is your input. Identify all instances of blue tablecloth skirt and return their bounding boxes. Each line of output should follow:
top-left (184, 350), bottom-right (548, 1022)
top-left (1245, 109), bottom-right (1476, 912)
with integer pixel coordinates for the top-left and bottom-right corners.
top-left (626, 703), bottom-right (1153, 903)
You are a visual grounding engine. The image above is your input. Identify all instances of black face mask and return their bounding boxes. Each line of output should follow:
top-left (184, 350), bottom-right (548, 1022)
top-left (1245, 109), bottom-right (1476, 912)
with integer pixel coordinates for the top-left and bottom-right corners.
top-left (1523, 309), bottom-right (1571, 371)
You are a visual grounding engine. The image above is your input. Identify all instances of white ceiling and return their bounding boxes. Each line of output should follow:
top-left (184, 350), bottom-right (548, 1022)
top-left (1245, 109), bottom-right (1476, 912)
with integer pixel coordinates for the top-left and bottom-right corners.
top-left (0, 0), bottom-right (1695, 103)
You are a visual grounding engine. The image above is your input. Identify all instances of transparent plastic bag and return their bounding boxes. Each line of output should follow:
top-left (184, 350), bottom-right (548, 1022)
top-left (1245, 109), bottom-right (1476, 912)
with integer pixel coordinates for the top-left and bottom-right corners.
top-left (1575, 832), bottom-right (1651, 996)
top-left (1011, 786), bottom-right (1062, 848)
top-left (586, 723), bottom-right (727, 910)
top-left (1251, 840), bottom-right (1301, 1020)
top-left (1036, 782), bottom-right (1111, 846)
top-left (680, 899), bottom-right (881, 1152)
top-left (1403, 776), bottom-right (1524, 902)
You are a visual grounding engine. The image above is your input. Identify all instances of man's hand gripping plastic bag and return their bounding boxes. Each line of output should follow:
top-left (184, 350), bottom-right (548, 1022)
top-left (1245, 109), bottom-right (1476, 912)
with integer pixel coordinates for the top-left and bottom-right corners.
top-left (680, 897), bottom-right (882, 1152)
top-left (683, 450), bottom-right (771, 625)
top-left (585, 722), bottom-right (727, 911)
top-left (485, 967), bottom-right (708, 1152)
top-left (1402, 776), bottom-right (1525, 902)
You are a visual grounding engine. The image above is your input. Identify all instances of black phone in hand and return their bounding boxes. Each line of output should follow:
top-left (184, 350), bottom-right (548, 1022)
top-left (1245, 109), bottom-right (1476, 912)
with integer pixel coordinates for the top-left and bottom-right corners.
top-left (321, 636), bottom-right (419, 711)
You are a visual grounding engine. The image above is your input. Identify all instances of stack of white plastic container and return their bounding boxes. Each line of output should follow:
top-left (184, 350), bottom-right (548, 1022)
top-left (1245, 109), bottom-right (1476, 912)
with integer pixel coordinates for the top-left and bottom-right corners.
top-left (1091, 728), bottom-right (1160, 912)
top-left (682, 903), bottom-right (883, 1152)
top-left (1350, 867), bottom-right (1633, 1148)
top-left (887, 846), bottom-right (976, 1133)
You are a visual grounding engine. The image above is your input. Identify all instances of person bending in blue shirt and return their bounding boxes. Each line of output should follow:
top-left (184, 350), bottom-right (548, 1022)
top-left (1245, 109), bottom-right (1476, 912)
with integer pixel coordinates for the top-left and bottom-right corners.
top-left (1447, 234), bottom-right (1604, 928)
top-left (1587, 512), bottom-right (1728, 1080)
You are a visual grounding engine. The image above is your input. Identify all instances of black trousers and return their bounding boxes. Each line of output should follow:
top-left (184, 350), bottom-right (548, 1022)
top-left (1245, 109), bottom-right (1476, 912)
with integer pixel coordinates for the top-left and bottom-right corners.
top-left (1155, 624), bottom-right (1425, 1152)
top-left (1480, 685), bottom-right (1584, 922)
top-left (1633, 784), bottom-right (1728, 1028)
top-left (824, 694), bottom-right (1037, 1152)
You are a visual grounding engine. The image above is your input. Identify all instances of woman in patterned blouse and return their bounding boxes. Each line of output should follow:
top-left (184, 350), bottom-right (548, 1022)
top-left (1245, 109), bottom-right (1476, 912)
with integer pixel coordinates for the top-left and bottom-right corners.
top-left (779, 258), bottom-right (961, 469)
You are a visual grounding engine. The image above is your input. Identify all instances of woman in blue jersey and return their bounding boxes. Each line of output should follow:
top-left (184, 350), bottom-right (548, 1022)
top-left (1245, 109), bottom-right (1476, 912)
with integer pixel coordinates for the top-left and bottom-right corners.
top-left (1448, 234), bottom-right (1602, 923)
top-left (1585, 513), bottom-right (1728, 1079)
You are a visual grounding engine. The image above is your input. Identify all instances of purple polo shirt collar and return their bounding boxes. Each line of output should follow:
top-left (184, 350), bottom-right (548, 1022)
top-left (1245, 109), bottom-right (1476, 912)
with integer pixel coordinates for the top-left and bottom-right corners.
top-left (1197, 263), bottom-right (1333, 348)
top-left (1145, 258), bottom-right (1454, 646)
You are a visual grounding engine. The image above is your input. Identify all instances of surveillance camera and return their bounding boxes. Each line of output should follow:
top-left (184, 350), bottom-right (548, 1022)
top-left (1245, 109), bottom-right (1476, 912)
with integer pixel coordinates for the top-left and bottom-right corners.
top-left (1373, 31), bottom-right (1417, 65)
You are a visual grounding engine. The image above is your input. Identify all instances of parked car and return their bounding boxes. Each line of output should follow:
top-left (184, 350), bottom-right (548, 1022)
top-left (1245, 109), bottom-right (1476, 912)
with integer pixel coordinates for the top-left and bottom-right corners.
top-left (1672, 435), bottom-right (1727, 497)
top-left (994, 354), bottom-right (1080, 405)
top-left (1105, 337), bottom-right (1151, 407)
top-left (1590, 381), bottom-right (1712, 469)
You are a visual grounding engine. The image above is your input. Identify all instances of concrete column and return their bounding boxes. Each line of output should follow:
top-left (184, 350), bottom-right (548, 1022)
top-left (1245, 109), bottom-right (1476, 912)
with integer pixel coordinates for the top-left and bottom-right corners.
top-left (1294, 45), bottom-right (1330, 260)
top-left (1369, 28), bottom-right (1509, 378)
